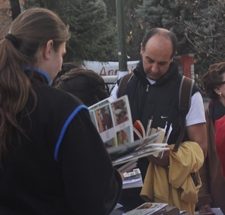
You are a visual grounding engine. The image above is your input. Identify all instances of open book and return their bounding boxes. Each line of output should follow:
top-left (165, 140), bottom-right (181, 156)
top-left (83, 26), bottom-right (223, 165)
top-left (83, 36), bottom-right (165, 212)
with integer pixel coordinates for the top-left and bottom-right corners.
top-left (89, 95), bottom-right (169, 166)
top-left (111, 138), bottom-right (169, 166)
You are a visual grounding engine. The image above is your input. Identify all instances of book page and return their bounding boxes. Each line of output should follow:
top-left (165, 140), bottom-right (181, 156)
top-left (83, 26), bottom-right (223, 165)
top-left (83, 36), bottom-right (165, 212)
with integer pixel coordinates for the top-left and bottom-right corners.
top-left (89, 95), bottom-right (133, 150)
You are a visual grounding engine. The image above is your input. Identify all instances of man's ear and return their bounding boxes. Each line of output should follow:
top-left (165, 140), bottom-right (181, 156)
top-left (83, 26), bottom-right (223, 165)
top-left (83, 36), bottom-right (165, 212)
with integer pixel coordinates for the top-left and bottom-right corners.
top-left (42, 40), bottom-right (54, 60)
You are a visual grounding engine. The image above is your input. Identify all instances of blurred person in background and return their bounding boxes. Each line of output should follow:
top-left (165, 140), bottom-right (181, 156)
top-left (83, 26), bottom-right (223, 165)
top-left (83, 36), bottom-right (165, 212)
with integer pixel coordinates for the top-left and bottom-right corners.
top-left (199, 62), bottom-right (225, 214)
top-left (53, 67), bottom-right (109, 106)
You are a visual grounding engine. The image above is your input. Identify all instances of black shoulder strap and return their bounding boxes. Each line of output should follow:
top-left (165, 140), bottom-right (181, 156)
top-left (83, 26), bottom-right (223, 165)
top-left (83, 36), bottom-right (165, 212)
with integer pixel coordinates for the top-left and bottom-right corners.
top-left (173, 76), bottom-right (194, 151)
top-left (117, 73), bottom-right (133, 98)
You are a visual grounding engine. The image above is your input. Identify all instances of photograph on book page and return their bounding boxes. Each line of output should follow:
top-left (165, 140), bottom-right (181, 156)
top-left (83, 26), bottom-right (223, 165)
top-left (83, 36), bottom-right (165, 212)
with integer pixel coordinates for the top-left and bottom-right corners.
top-left (111, 95), bottom-right (133, 142)
top-left (89, 103), bottom-right (115, 143)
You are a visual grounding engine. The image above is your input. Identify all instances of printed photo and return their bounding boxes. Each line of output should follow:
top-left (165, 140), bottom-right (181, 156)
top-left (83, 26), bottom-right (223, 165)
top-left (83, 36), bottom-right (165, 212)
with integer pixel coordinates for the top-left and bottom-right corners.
top-left (95, 105), bottom-right (113, 133)
top-left (111, 97), bottom-right (129, 125)
top-left (116, 127), bottom-right (130, 145)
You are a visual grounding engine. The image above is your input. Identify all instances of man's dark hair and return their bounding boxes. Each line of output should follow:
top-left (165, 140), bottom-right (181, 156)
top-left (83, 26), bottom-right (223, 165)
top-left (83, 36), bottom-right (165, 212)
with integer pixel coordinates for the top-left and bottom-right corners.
top-left (141, 28), bottom-right (177, 58)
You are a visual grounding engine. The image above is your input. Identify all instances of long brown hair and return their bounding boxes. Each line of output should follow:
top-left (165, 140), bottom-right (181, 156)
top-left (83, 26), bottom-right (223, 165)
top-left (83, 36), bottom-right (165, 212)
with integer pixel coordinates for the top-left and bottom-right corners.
top-left (0, 8), bottom-right (70, 159)
top-left (202, 62), bottom-right (225, 99)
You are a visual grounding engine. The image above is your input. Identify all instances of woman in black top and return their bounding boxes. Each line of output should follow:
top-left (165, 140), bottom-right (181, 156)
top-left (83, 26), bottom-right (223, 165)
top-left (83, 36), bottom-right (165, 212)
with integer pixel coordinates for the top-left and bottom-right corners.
top-left (0, 7), bottom-right (121, 215)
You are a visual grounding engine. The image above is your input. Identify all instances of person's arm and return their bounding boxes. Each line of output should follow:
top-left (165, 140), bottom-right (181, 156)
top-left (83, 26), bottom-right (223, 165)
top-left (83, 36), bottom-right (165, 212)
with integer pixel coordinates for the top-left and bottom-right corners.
top-left (58, 109), bottom-right (122, 215)
top-left (149, 92), bottom-right (208, 167)
top-left (186, 123), bottom-right (207, 157)
top-left (188, 104), bottom-right (214, 214)
top-left (110, 84), bottom-right (119, 101)
top-left (186, 92), bottom-right (208, 157)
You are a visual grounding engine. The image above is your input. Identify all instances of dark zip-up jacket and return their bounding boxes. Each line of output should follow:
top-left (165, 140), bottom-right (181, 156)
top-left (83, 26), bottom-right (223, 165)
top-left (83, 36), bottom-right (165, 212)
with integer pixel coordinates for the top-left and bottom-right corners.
top-left (124, 61), bottom-right (197, 144)
top-left (0, 69), bottom-right (121, 215)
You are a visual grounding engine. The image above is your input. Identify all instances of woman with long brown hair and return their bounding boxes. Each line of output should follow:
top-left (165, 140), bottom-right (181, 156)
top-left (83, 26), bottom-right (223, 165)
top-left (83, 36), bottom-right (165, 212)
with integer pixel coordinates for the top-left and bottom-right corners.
top-left (0, 8), bottom-right (121, 215)
top-left (198, 62), bottom-right (225, 214)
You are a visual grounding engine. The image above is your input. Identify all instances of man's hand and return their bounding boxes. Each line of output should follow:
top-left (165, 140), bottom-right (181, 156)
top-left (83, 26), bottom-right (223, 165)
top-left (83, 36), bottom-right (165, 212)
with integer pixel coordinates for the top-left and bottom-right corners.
top-left (148, 150), bottom-right (170, 167)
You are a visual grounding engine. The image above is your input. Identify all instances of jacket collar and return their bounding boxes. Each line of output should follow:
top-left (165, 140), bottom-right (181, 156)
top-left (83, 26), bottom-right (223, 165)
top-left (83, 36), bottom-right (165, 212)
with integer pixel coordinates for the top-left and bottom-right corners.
top-left (24, 66), bottom-right (52, 86)
top-left (134, 60), bottom-right (179, 86)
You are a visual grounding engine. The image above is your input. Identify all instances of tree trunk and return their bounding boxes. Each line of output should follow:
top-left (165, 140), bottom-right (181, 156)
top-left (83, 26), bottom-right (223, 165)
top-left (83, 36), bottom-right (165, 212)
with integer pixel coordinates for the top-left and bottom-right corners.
top-left (9, 0), bottom-right (21, 20)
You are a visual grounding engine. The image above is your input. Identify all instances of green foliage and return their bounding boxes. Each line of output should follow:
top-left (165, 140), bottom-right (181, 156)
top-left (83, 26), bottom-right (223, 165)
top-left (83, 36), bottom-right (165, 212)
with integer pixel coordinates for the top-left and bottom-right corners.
top-left (124, 0), bottom-right (144, 60)
top-left (60, 0), bottom-right (117, 62)
top-left (21, 0), bottom-right (225, 73)
top-left (136, 0), bottom-right (225, 76)
top-left (183, 0), bottom-right (225, 75)
top-left (102, 0), bottom-right (144, 60)
top-left (24, 0), bottom-right (117, 62)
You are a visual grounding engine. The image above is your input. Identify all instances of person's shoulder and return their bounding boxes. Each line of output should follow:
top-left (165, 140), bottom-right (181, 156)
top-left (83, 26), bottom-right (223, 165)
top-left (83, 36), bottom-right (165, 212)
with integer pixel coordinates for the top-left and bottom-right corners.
top-left (36, 84), bottom-right (83, 110)
top-left (117, 72), bottom-right (135, 97)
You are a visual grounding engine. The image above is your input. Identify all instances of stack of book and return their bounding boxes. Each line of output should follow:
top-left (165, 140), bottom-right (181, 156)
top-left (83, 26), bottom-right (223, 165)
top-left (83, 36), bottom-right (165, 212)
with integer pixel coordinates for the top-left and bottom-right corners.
top-left (125, 202), bottom-right (180, 215)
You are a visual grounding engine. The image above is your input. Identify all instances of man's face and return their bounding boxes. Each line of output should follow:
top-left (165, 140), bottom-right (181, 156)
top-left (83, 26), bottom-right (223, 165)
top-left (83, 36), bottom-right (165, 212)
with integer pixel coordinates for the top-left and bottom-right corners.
top-left (140, 35), bottom-right (173, 80)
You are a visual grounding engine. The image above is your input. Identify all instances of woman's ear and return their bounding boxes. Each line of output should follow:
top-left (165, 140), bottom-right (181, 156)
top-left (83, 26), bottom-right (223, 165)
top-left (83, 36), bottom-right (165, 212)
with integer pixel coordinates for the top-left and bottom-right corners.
top-left (214, 87), bottom-right (222, 96)
top-left (42, 40), bottom-right (54, 60)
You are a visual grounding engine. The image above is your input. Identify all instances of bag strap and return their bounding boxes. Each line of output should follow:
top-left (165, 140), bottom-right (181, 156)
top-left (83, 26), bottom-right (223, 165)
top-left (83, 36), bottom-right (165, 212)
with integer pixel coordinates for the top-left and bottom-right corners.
top-left (117, 73), bottom-right (133, 98)
top-left (173, 76), bottom-right (194, 151)
top-left (179, 76), bottom-right (194, 115)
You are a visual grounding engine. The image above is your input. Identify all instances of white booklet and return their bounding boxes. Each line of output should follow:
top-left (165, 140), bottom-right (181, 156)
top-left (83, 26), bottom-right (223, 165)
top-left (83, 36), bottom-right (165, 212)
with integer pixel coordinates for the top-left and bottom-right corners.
top-left (125, 202), bottom-right (168, 215)
top-left (89, 95), bottom-right (134, 150)
top-left (122, 168), bottom-right (143, 189)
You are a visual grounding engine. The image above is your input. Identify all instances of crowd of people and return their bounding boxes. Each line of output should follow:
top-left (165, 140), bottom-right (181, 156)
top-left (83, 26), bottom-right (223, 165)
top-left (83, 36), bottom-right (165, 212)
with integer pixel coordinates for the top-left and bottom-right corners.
top-left (0, 6), bottom-right (225, 215)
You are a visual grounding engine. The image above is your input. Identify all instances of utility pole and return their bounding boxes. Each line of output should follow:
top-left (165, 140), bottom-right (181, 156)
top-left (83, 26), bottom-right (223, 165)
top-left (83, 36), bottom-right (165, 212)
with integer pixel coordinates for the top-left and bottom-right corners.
top-left (9, 0), bottom-right (21, 20)
top-left (116, 0), bottom-right (128, 76)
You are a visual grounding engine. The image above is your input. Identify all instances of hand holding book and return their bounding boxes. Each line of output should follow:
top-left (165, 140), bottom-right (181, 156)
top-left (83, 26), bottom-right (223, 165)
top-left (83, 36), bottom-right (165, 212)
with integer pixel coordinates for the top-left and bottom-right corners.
top-left (133, 119), bottom-right (170, 167)
top-left (148, 150), bottom-right (170, 167)
top-left (88, 96), bottom-right (170, 166)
